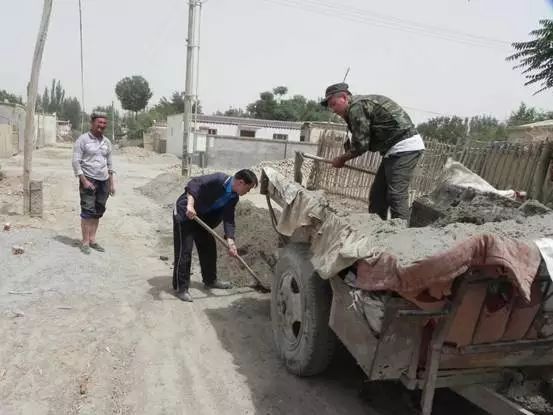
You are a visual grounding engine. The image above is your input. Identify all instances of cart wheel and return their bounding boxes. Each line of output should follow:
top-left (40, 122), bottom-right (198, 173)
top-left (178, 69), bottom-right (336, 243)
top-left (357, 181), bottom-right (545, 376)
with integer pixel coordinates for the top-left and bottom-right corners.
top-left (271, 243), bottom-right (336, 376)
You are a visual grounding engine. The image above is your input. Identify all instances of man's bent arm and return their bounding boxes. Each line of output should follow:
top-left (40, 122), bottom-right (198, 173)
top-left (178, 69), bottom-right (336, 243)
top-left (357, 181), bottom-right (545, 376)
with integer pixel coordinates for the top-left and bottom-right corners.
top-left (333, 104), bottom-right (372, 166)
top-left (222, 199), bottom-right (237, 240)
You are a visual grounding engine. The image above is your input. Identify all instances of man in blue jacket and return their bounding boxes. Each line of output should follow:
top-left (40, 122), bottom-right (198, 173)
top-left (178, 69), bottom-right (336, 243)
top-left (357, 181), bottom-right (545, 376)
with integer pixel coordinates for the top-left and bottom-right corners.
top-left (173, 169), bottom-right (258, 302)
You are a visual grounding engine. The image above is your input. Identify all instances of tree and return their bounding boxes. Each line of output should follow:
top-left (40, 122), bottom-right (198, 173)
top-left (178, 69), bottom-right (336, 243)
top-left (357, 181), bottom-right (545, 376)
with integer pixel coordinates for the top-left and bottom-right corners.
top-left (0, 90), bottom-right (23, 105)
top-left (247, 91), bottom-right (278, 119)
top-left (151, 91), bottom-right (201, 120)
top-left (115, 75), bottom-right (153, 115)
top-left (124, 111), bottom-right (155, 140)
top-left (418, 115), bottom-right (508, 144)
top-left (41, 87), bottom-right (50, 112)
top-left (417, 116), bottom-right (468, 144)
top-left (273, 86), bottom-right (288, 103)
top-left (507, 103), bottom-right (538, 126)
top-left (216, 107), bottom-right (247, 117)
top-left (468, 115), bottom-right (507, 142)
top-left (62, 97), bottom-right (82, 130)
top-left (507, 19), bottom-right (553, 94)
top-left (243, 86), bottom-right (333, 122)
top-left (273, 86), bottom-right (288, 96)
top-left (36, 79), bottom-right (83, 130)
top-left (39, 79), bottom-right (66, 114)
top-left (507, 102), bottom-right (553, 126)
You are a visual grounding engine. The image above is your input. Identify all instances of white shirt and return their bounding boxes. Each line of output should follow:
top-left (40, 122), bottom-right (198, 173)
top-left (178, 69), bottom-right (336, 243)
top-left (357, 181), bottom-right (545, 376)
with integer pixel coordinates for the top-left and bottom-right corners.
top-left (72, 133), bottom-right (114, 180)
top-left (384, 133), bottom-right (425, 158)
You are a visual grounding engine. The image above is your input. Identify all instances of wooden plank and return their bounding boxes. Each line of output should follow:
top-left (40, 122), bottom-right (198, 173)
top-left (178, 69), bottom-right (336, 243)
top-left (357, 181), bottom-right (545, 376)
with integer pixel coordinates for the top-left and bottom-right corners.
top-left (328, 277), bottom-right (379, 376)
top-left (531, 141), bottom-right (553, 201)
top-left (525, 144), bottom-right (541, 198)
top-left (452, 385), bottom-right (535, 415)
top-left (480, 144), bottom-right (493, 179)
top-left (294, 151), bottom-right (303, 184)
top-left (494, 144), bottom-right (505, 187)
top-left (369, 298), bottom-right (423, 381)
top-left (520, 144), bottom-right (534, 192)
top-left (490, 143), bottom-right (503, 186)
top-left (481, 143), bottom-right (498, 184)
top-left (420, 278), bottom-right (471, 415)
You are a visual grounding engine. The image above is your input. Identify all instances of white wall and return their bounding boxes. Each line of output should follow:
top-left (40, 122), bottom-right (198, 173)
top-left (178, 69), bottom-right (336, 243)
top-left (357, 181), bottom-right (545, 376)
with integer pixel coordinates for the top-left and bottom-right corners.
top-left (0, 124), bottom-right (17, 158)
top-left (35, 114), bottom-right (57, 146)
top-left (167, 114), bottom-right (193, 157)
top-left (196, 121), bottom-right (301, 141)
top-left (167, 114), bottom-right (304, 157)
top-left (0, 103), bottom-right (25, 151)
top-left (197, 121), bottom-right (235, 137)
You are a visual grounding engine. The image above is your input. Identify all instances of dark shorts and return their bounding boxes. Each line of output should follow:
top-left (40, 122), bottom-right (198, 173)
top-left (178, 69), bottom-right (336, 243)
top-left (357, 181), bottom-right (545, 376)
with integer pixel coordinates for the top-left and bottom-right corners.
top-left (79, 177), bottom-right (109, 219)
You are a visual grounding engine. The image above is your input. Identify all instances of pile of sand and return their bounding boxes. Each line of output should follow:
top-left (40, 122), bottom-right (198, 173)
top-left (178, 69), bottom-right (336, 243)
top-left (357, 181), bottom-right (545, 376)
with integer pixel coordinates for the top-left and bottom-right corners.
top-left (342, 211), bottom-right (553, 267)
top-left (412, 184), bottom-right (552, 227)
top-left (326, 193), bottom-right (368, 214)
top-left (117, 146), bottom-right (154, 158)
top-left (136, 173), bottom-right (185, 208)
top-left (215, 200), bottom-right (278, 289)
top-left (116, 146), bottom-right (179, 163)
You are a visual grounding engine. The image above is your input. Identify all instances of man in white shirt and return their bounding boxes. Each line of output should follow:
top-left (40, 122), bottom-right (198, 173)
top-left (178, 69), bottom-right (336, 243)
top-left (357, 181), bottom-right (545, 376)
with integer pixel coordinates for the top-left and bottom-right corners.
top-left (71, 113), bottom-right (115, 254)
top-left (321, 83), bottom-right (425, 220)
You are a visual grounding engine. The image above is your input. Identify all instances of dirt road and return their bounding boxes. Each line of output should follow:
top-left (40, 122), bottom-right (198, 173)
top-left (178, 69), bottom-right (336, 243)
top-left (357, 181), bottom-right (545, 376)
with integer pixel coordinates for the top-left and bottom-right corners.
top-left (0, 146), bottom-right (377, 415)
top-left (0, 146), bottom-right (487, 415)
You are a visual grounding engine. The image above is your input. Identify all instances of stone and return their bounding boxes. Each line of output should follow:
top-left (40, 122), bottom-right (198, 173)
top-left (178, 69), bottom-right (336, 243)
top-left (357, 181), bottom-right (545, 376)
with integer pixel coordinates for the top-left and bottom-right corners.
top-left (11, 246), bottom-right (24, 255)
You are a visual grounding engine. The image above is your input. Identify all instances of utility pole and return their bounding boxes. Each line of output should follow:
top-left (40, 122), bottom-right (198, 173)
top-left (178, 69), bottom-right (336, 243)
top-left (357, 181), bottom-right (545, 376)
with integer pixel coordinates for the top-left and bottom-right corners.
top-left (23, 0), bottom-right (53, 215)
top-left (112, 100), bottom-right (115, 140)
top-left (78, 0), bottom-right (85, 132)
top-left (182, 0), bottom-right (202, 177)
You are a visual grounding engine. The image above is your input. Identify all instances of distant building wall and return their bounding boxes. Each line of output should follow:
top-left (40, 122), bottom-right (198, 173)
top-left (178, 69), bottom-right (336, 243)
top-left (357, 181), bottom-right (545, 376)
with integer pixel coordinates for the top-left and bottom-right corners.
top-left (0, 103), bottom-right (57, 153)
top-left (35, 114), bottom-right (57, 146)
top-left (0, 124), bottom-right (18, 158)
top-left (144, 125), bottom-right (167, 152)
top-left (0, 102), bottom-right (25, 151)
top-left (205, 135), bottom-right (318, 169)
top-left (301, 121), bottom-right (347, 143)
top-left (507, 120), bottom-right (553, 142)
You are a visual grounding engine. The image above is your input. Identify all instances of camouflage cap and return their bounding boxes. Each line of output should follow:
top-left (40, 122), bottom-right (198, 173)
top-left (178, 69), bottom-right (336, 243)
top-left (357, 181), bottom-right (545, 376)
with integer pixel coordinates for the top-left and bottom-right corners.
top-left (320, 82), bottom-right (351, 107)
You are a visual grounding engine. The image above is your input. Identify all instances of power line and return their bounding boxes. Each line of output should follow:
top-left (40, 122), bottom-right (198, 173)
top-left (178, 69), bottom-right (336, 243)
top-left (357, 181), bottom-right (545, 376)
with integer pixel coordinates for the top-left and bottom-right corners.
top-left (266, 0), bottom-right (509, 49)
top-left (321, 0), bottom-right (508, 46)
top-left (260, 0), bottom-right (511, 51)
top-left (403, 105), bottom-right (470, 119)
top-left (78, 0), bottom-right (85, 130)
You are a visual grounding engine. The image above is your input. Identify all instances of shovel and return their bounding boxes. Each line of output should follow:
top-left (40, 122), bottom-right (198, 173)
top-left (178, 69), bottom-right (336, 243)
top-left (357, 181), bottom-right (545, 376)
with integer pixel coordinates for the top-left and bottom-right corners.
top-left (192, 216), bottom-right (271, 293)
top-left (300, 152), bottom-right (376, 175)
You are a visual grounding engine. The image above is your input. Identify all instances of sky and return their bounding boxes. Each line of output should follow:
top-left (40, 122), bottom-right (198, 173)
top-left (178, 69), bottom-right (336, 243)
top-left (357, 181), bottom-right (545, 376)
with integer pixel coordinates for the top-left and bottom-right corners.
top-left (1, 0), bottom-right (552, 124)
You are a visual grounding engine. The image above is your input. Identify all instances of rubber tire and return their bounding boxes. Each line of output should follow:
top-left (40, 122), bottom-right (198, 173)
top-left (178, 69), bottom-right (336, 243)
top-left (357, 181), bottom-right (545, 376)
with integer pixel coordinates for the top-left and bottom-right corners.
top-left (271, 243), bottom-right (337, 376)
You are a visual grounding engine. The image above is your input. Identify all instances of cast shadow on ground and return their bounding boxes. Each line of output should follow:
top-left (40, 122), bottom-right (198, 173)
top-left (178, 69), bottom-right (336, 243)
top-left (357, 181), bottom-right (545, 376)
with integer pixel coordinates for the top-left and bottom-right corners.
top-left (146, 276), bottom-right (255, 302)
top-left (53, 235), bottom-right (81, 248)
top-left (204, 296), bottom-right (487, 415)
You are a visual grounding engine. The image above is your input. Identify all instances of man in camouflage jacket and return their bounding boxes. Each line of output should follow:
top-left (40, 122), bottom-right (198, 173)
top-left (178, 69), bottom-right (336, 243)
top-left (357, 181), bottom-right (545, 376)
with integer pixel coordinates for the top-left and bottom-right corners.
top-left (321, 83), bottom-right (425, 220)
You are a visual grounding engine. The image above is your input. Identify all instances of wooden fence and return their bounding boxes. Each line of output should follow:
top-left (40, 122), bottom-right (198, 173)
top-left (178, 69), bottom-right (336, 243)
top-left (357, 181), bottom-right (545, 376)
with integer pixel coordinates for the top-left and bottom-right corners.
top-left (307, 131), bottom-right (553, 206)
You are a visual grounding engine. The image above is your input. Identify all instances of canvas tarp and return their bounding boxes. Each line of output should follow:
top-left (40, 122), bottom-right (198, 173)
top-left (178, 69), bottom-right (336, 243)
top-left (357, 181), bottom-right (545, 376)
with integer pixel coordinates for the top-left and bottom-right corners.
top-left (262, 167), bottom-right (549, 302)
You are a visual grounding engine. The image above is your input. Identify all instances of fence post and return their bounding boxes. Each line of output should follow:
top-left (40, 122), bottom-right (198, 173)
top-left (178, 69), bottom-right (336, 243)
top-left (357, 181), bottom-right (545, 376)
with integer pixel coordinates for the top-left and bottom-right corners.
top-left (453, 134), bottom-right (464, 161)
top-left (294, 151), bottom-right (303, 184)
top-left (532, 140), bottom-right (553, 202)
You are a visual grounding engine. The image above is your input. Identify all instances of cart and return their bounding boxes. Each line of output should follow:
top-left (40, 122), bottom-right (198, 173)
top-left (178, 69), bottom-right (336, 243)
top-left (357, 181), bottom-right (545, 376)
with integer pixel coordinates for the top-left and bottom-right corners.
top-left (260, 164), bottom-right (553, 415)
